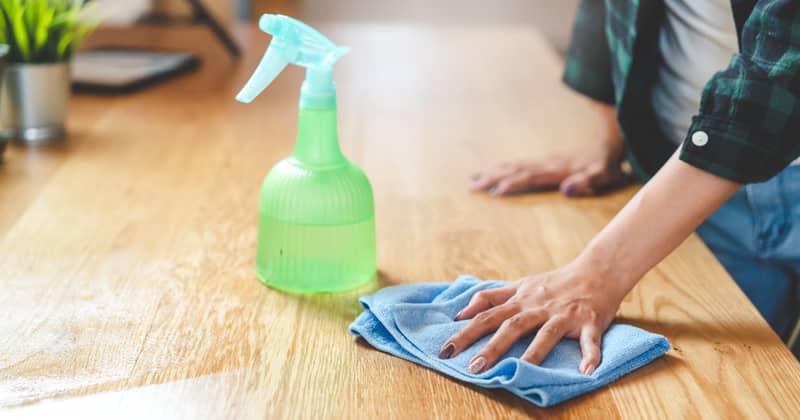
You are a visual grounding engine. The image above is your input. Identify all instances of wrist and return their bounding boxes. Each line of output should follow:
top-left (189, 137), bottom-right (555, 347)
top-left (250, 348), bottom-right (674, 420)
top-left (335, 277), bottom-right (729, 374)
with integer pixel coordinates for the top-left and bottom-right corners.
top-left (571, 240), bottom-right (639, 301)
top-left (589, 100), bottom-right (623, 150)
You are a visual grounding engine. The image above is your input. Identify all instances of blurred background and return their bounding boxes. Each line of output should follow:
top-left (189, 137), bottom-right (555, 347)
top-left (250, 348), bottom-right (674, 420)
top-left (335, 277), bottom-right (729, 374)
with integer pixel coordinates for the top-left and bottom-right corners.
top-left (99, 0), bottom-right (580, 53)
top-left (0, 0), bottom-right (583, 152)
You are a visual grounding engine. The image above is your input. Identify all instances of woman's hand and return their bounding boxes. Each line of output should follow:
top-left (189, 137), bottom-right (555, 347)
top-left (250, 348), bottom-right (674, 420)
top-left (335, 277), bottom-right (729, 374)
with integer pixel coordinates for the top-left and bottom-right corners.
top-left (438, 257), bottom-right (628, 375)
top-left (470, 100), bottom-right (629, 197)
top-left (445, 153), bottom-right (741, 375)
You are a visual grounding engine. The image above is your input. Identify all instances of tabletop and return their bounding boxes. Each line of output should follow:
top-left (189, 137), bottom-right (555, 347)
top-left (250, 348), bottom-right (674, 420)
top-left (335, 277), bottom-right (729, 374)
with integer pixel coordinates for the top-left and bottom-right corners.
top-left (1, 23), bottom-right (799, 419)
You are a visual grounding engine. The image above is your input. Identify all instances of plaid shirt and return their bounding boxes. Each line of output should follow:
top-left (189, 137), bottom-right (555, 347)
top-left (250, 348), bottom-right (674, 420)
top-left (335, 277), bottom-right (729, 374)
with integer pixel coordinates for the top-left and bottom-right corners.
top-left (563, 0), bottom-right (800, 183)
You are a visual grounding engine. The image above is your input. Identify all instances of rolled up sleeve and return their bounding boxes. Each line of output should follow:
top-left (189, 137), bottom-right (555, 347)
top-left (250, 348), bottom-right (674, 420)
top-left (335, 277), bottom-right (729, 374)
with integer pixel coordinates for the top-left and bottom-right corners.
top-left (679, 0), bottom-right (800, 183)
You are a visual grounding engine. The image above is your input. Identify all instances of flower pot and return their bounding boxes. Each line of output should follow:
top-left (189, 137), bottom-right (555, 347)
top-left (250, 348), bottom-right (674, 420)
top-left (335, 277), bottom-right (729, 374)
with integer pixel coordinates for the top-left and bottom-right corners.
top-left (0, 62), bottom-right (71, 144)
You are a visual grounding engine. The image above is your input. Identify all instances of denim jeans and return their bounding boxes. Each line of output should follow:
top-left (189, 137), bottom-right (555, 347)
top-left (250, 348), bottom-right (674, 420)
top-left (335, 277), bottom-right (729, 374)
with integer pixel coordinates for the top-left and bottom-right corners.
top-left (696, 165), bottom-right (800, 341)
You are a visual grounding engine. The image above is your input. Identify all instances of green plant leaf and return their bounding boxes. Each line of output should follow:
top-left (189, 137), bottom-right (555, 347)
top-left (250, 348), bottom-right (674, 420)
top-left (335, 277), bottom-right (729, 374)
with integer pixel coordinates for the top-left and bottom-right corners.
top-left (56, 31), bottom-right (70, 60)
top-left (9, 0), bottom-right (30, 61)
top-left (1, 0), bottom-right (98, 63)
top-left (70, 16), bottom-right (97, 58)
top-left (36, 9), bottom-right (54, 47)
top-left (0, 4), bottom-right (7, 46)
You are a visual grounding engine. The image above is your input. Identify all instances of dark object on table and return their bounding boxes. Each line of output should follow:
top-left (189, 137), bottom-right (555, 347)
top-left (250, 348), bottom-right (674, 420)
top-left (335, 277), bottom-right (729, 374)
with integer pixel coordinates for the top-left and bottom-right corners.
top-left (72, 48), bottom-right (200, 93)
top-left (139, 0), bottom-right (241, 59)
top-left (73, 0), bottom-right (237, 94)
top-left (187, 0), bottom-right (241, 58)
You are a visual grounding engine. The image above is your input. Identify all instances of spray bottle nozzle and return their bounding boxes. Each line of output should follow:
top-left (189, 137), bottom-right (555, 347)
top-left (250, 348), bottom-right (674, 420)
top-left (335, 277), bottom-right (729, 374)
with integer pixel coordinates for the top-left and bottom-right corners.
top-left (235, 15), bottom-right (349, 104)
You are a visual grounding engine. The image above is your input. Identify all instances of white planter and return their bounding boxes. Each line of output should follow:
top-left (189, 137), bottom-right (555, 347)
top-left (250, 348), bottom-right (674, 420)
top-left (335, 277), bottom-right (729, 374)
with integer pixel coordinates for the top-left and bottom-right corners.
top-left (1, 62), bottom-right (71, 144)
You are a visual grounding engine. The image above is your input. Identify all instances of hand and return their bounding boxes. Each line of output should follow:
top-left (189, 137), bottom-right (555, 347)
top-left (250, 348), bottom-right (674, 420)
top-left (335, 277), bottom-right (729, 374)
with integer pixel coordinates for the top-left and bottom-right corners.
top-left (443, 153), bottom-right (741, 375)
top-left (437, 259), bottom-right (628, 375)
top-left (470, 101), bottom-right (629, 197)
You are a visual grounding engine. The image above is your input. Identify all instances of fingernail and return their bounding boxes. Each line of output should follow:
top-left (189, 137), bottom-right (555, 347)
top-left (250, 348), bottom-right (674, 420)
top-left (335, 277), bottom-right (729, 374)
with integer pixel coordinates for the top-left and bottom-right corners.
top-left (563, 184), bottom-right (577, 196)
top-left (438, 342), bottom-right (455, 359)
top-left (467, 356), bottom-right (487, 374)
top-left (470, 174), bottom-right (481, 181)
top-left (454, 310), bottom-right (463, 320)
top-left (584, 363), bottom-right (596, 375)
top-left (489, 185), bottom-right (504, 196)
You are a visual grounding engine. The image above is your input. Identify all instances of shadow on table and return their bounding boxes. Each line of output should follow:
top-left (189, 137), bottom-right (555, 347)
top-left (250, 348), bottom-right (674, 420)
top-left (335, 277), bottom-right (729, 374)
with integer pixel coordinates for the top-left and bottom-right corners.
top-left (296, 270), bottom-right (401, 321)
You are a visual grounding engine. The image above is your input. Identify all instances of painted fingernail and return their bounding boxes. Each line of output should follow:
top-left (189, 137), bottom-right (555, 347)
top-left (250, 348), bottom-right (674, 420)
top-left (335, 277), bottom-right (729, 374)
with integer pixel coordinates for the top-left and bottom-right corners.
top-left (563, 184), bottom-right (577, 196)
top-left (488, 185), bottom-right (505, 196)
top-left (584, 363), bottom-right (596, 376)
top-left (438, 342), bottom-right (455, 359)
top-left (467, 356), bottom-right (487, 374)
top-left (454, 310), bottom-right (463, 320)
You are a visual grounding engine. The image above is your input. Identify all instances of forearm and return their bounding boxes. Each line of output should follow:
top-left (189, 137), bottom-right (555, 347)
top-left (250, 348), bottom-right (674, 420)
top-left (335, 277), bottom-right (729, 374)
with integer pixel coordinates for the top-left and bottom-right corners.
top-left (580, 96), bottom-right (622, 147)
top-left (576, 151), bottom-right (740, 298)
top-left (449, 147), bottom-right (741, 374)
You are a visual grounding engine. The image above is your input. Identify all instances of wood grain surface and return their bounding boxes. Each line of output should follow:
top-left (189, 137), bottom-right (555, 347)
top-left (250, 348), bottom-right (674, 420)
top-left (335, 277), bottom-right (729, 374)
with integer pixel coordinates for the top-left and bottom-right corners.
top-left (0, 24), bottom-right (798, 419)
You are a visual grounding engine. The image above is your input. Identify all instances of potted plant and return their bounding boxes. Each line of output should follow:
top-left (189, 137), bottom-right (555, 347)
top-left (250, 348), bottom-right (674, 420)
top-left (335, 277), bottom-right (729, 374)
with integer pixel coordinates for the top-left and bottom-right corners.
top-left (0, 0), bottom-right (98, 143)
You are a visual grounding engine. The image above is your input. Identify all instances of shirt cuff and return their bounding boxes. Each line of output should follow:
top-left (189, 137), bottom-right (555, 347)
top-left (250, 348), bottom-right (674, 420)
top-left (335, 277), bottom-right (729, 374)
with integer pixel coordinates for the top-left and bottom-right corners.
top-left (678, 116), bottom-right (785, 184)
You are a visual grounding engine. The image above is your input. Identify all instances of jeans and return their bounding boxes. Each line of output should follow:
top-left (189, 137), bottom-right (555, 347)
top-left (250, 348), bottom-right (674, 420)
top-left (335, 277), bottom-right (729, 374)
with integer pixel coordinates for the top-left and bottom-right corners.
top-left (696, 165), bottom-right (800, 342)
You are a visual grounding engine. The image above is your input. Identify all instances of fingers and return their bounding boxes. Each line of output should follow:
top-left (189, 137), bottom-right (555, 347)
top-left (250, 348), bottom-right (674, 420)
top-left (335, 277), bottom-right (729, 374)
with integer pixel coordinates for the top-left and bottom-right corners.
top-left (454, 286), bottom-right (516, 321)
top-left (439, 303), bottom-right (518, 360)
top-left (579, 325), bottom-right (602, 375)
top-left (559, 162), bottom-right (628, 197)
top-left (492, 171), bottom-right (562, 196)
top-left (559, 170), bottom-right (594, 196)
top-left (469, 161), bottom-right (568, 195)
top-left (521, 317), bottom-right (568, 366)
top-left (470, 165), bottom-right (519, 191)
top-left (465, 310), bottom-right (547, 374)
top-left (491, 172), bottom-right (529, 195)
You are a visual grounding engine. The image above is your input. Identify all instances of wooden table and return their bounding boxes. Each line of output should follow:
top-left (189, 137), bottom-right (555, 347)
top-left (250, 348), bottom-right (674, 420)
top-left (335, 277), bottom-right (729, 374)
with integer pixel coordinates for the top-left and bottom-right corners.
top-left (1, 24), bottom-right (799, 419)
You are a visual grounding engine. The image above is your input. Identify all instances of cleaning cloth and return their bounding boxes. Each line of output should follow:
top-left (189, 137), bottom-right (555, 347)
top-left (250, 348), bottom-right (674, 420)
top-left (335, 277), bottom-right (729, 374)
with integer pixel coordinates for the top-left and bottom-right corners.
top-left (349, 275), bottom-right (671, 407)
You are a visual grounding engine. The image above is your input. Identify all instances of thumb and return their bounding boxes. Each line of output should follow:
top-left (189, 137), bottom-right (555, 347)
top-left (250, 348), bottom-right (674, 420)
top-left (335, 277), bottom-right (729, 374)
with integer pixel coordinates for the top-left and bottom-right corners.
top-left (560, 162), bottom-right (626, 197)
top-left (559, 170), bottom-right (595, 197)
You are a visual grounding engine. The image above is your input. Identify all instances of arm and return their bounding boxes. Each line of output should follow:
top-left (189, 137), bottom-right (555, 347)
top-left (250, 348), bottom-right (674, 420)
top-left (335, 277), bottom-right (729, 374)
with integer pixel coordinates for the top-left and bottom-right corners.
top-left (445, 0), bottom-right (800, 374)
top-left (579, 151), bottom-right (739, 296)
top-left (439, 152), bottom-right (740, 375)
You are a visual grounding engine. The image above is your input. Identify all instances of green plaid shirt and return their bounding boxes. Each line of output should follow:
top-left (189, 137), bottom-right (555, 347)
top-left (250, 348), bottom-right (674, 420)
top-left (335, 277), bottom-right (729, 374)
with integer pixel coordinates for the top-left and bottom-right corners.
top-left (563, 0), bottom-right (800, 183)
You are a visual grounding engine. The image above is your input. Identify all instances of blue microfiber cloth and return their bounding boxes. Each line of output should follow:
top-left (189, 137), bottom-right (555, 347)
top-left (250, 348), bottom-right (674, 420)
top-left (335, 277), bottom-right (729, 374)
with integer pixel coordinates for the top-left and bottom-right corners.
top-left (349, 275), bottom-right (671, 407)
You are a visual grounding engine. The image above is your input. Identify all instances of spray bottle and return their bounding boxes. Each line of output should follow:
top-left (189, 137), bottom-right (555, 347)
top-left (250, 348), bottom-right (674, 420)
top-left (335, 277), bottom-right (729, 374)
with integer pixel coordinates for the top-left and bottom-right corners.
top-left (237, 15), bottom-right (376, 294)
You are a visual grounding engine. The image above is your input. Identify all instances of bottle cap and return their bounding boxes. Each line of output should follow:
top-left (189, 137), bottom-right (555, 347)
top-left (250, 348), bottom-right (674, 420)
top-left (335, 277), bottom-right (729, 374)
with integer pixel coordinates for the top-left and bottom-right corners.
top-left (236, 14), bottom-right (349, 107)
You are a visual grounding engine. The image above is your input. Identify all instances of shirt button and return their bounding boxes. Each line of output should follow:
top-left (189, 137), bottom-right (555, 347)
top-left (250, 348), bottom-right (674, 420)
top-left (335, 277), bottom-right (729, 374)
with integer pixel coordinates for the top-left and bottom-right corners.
top-left (691, 131), bottom-right (709, 147)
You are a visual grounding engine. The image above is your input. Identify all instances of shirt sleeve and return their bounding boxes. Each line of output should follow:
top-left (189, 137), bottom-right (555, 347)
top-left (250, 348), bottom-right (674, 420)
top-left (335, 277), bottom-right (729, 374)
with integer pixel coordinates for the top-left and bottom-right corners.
top-left (679, 0), bottom-right (800, 183)
top-left (562, 0), bottom-right (615, 104)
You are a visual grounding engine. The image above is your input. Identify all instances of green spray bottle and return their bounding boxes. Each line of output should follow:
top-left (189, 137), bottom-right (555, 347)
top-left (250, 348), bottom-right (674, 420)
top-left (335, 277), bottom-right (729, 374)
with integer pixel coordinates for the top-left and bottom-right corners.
top-left (237, 15), bottom-right (376, 294)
